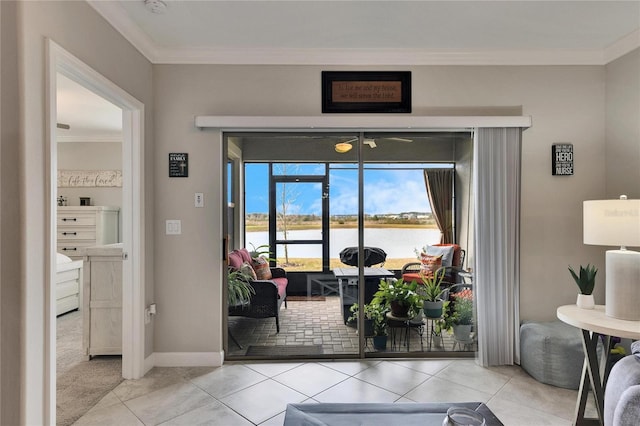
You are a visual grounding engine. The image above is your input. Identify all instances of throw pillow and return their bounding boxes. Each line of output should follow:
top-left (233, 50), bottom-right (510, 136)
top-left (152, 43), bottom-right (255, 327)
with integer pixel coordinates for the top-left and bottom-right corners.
top-left (239, 262), bottom-right (257, 281)
top-left (420, 253), bottom-right (442, 278)
top-left (425, 245), bottom-right (455, 267)
top-left (252, 256), bottom-right (272, 280)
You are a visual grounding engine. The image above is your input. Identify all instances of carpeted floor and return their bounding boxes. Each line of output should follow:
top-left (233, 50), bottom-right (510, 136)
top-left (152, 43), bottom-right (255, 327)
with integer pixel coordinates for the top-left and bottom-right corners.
top-left (56, 310), bottom-right (123, 426)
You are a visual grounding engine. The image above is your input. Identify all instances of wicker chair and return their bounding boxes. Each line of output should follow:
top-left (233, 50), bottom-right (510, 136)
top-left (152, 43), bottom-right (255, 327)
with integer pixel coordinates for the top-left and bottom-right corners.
top-left (227, 248), bottom-right (288, 333)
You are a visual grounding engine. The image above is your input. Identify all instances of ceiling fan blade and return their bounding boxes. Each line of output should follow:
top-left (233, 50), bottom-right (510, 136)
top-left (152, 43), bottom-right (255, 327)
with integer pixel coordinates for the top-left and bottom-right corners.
top-left (57, 123), bottom-right (70, 130)
top-left (388, 137), bottom-right (412, 143)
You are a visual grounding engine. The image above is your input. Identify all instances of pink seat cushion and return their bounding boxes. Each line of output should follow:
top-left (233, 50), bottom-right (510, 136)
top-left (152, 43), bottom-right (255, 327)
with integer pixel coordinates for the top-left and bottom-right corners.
top-left (402, 273), bottom-right (423, 284)
top-left (228, 250), bottom-right (244, 269)
top-left (271, 277), bottom-right (288, 298)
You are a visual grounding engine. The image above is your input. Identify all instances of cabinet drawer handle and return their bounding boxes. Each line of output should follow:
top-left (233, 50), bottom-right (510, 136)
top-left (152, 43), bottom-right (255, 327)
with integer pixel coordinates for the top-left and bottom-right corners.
top-left (62, 218), bottom-right (77, 222)
top-left (62, 247), bottom-right (77, 251)
top-left (62, 232), bottom-right (77, 236)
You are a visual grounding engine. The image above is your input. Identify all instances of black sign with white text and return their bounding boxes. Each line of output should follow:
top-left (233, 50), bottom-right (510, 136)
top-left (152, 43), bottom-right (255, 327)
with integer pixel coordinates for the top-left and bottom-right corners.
top-left (169, 153), bottom-right (188, 177)
top-left (552, 144), bottom-right (573, 176)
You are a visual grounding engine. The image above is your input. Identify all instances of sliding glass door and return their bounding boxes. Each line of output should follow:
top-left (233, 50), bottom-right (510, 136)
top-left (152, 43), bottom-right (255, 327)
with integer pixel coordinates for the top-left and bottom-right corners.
top-left (223, 131), bottom-right (474, 360)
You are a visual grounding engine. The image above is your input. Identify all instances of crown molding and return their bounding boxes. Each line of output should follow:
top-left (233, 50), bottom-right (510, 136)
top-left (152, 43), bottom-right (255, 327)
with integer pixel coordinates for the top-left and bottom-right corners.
top-left (604, 29), bottom-right (640, 64)
top-left (87, 0), bottom-right (159, 63)
top-left (89, 1), bottom-right (638, 66)
top-left (156, 46), bottom-right (611, 66)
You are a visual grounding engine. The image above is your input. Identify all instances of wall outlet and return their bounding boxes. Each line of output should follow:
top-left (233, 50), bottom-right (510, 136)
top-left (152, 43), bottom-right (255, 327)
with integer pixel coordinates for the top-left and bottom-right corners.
top-left (195, 192), bottom-right (204, 208)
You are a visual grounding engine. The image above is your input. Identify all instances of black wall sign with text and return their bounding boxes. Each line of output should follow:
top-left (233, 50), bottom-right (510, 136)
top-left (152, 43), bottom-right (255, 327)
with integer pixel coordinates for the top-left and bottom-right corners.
top-left (169, 153), bottom-right (188, 177)
top-left (552, 144), bottom-right (573, 176)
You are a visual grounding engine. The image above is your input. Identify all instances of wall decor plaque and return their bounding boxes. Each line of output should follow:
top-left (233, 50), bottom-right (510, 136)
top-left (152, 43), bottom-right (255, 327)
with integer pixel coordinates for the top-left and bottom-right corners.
top-left (58, 170), bottom-right (122, 187)
top-left (322, 71), bottom-right (411, 113)
top-left (169, 153), bottom-right (189, 177)
top-left (552, 143), bottom-right (573, 176)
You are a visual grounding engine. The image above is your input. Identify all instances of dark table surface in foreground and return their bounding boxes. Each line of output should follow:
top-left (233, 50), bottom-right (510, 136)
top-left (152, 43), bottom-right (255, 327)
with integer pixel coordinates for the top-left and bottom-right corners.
top-left (284, 402), bottom-right (503, 426)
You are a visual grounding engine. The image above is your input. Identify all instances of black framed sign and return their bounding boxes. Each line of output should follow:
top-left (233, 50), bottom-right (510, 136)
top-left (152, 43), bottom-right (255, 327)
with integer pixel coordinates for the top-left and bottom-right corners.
top-left (169, 153), bottom-right (188, 177)
top-left (322, 71), bottom-right (411, 113)
top-left (552, 143), bottom-right (573, 176)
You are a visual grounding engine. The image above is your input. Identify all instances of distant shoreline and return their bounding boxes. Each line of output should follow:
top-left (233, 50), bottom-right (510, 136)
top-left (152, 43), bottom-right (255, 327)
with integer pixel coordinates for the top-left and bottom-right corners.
top-left (246, 223), bottom-right (439, 232)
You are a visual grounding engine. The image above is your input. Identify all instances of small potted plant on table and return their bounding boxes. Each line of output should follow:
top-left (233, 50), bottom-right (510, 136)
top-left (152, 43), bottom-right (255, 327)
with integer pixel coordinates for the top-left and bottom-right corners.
top-left (421, 268), bottom-right (446, 318)
top-left (568, 264), bottom-right (597, 309)
top-left (372, 278), bottom-right (424, 319)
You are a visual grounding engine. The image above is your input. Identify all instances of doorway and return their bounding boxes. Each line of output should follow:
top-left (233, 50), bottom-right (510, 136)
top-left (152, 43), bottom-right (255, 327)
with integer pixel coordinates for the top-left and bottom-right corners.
top-left (223, 132), bottom-right (474, 359)
top-left (47, 40), bottom-right (146, 422)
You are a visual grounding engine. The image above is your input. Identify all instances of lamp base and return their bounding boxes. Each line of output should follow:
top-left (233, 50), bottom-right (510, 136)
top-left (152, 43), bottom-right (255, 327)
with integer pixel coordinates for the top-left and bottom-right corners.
top-left (605, 249), bottom-right (640, 321)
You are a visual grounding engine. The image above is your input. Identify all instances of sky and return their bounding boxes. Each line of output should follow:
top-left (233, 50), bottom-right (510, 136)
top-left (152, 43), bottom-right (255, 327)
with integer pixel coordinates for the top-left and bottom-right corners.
top-left (243, 163), bottom-right (438, 215)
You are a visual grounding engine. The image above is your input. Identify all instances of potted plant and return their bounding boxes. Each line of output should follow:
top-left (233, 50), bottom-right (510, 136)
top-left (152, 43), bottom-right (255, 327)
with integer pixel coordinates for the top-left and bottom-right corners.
top-left (433, 300), bottom-right (454, 347)
top-left (420, 268), bottom-right (446, 318)
top-left (347, 302), bottom-right (388, 350)
top-left (451, 294), bottom-right (474, 342)
top-left (372, 278), bottom-right (424, 318)
top-left (227, 268), bottom-right (255, 307)
top-left (568, 264), bottom-right (597, 309)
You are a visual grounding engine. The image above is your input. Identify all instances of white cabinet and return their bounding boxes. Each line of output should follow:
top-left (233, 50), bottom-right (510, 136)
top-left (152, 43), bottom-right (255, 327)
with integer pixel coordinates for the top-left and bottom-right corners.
top-left (57, 206), bottom-right (119, 260)
top-left (83, 243), bottom-right (122, 357)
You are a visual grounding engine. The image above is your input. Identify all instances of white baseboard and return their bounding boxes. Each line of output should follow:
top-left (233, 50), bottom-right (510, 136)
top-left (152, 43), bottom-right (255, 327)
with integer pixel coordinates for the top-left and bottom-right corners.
top-left (151, 351), bottom-right (225, 367)
top-left (143, 353), bottom-right (155, 375)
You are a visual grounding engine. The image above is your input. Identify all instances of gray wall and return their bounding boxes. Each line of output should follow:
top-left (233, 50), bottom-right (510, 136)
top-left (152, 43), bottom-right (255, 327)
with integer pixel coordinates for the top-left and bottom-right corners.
top-left (153, 64), bottom-right (609, 357)
top-left (15, 1), bottom-right (154, 423)
top-left (1, 2), bottom-right (22, 424)
top-left (605, 49), bottom-right (640, 199)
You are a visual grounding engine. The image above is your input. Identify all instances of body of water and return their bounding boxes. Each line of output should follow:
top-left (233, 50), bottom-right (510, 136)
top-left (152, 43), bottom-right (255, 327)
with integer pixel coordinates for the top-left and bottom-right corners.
top-left (246, 228), bottom-right (441, 258)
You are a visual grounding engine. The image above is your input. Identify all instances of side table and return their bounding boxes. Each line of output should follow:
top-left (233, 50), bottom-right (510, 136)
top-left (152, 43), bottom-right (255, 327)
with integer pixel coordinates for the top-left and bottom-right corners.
top-left (386, 312), bottom-right (415, 351)
top-left (557, 305), bottom-right (640, 426)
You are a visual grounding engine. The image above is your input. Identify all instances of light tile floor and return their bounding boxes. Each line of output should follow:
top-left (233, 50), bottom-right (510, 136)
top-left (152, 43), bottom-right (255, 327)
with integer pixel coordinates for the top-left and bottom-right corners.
top-left (74, 359), bottom-right (595, 425)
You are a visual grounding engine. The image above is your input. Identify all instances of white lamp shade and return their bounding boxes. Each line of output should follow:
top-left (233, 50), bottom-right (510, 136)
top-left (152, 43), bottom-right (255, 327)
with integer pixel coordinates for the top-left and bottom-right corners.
top-left (583, 199), bottom-right (640, 247)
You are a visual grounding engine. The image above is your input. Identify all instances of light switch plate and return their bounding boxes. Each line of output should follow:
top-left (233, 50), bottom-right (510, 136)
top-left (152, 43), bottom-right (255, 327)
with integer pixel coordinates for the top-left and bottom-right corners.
top-left (166, 219), bottom-right (181, 235)
top-left (195, 192), bottom-right (204, 207)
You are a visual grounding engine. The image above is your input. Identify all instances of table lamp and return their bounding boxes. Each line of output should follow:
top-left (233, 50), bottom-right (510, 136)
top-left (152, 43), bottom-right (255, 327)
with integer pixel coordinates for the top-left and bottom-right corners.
top-left (583, 195), bottom-right (640, 320)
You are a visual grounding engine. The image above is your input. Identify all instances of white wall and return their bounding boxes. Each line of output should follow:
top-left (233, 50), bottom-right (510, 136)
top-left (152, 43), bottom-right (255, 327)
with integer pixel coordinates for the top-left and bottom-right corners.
top-left (153, 64), bottom-right (609, 358)
top-left (16, 2), bottom-right (154, 423)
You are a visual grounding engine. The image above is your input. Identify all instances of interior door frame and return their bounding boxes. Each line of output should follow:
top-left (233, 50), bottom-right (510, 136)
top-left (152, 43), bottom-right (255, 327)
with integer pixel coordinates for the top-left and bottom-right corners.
top-left (46, 39), bottom-right (146, 419)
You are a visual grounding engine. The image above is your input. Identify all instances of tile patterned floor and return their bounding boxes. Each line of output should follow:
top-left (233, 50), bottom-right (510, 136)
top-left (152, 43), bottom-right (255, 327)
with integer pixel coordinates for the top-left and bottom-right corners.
top-left (228, 296), bottom-right (475, 357)
top-left (74, 359), bottom-right (595, 425)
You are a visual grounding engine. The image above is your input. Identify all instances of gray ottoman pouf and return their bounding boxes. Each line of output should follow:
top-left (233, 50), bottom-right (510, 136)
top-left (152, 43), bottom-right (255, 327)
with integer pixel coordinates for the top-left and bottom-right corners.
top-left (520, 320), bottom-right (585, 389)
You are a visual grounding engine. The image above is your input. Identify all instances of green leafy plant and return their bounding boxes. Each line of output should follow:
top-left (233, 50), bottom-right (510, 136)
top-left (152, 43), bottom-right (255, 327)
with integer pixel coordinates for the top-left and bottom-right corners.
top-left (372, 278), bottom-right (424, 317)
top-left (568, 264), bottom-right (598, 295)
top-left (420, 268), bottom-right (446, 302)
top-left (227, 268), bottom-right (255, 307)
top-left (434, 300), bottom-right (454, 335)
top-left (248, 243), bottom-right (275, 261)
top-left (452, 297), bottom-right (474, 325)
top-left (348, 302), bottom-right (388, 336)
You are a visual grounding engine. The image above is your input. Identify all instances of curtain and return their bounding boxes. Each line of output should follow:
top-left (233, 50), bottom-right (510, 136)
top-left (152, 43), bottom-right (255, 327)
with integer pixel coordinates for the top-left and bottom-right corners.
top-left (474, 128), bottom-right (522, 366)
top-left (424, 169), bottom-right (454, 244)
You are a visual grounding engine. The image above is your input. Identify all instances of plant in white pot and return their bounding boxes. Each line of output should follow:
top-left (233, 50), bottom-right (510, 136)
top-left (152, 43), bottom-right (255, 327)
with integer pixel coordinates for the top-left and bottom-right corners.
top-left (451, 292), bottom-right (474, 342)
top-left (420, 268), bottom-right (446, 318)
top-left (568, 264), bottom-right (597, 309)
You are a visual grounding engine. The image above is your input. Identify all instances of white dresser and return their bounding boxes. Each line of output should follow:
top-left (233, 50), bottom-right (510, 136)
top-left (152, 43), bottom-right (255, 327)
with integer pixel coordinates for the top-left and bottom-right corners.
top-left (57, 206), bottom-right (119, 260)
top-left (83, 243), bottom-right (122, 357)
